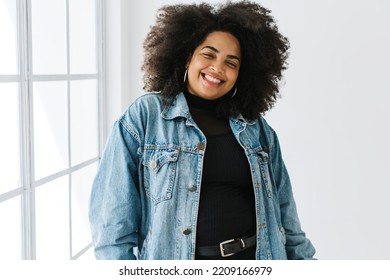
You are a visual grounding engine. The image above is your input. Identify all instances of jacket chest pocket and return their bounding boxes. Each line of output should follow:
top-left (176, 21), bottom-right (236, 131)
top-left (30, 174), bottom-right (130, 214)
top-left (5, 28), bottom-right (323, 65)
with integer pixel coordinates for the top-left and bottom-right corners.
top-left (142, 148), bottom-right (179, 204)
top-left (257, 150), bottom-right (274, 198)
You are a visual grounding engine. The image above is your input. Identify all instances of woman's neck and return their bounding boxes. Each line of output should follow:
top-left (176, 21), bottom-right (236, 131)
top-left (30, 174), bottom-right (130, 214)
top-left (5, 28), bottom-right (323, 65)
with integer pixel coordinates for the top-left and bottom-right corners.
top-left (184, 90), bottom-right (219, 111)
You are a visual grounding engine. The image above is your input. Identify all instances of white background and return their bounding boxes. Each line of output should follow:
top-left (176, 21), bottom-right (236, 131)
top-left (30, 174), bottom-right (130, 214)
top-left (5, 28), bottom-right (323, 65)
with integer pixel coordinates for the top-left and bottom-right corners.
top-left (105, 0), bottom-right (390, 259)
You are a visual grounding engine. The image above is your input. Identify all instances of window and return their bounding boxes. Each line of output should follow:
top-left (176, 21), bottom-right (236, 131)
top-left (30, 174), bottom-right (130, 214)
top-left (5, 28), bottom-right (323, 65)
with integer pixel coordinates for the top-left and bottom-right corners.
top-left (0, 0), bottom-right (104, 260)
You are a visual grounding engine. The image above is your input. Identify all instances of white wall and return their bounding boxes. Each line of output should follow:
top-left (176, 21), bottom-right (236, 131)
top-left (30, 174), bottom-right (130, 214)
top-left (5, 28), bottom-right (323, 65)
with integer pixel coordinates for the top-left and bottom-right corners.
top-left (105, 0), bottom-right (390, 259)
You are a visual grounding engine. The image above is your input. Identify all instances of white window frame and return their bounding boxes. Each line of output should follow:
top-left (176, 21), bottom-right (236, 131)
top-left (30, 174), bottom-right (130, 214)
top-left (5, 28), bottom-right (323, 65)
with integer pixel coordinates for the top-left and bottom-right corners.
top-left (0, 0), bottom-right (105, 260)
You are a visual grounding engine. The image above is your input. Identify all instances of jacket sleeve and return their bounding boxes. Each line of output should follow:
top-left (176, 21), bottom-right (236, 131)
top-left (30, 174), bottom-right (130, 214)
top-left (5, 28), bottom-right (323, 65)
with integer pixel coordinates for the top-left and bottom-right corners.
top-left (88, 119), bottom-right (141, 260)
top-left (269, 128), bottom-right (316, 260)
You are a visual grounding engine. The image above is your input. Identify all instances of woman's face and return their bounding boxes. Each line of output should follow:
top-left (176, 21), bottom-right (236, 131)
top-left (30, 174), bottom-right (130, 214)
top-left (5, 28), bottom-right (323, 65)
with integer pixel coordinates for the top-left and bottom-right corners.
top-left (186, 31), bottom-right (241, 100)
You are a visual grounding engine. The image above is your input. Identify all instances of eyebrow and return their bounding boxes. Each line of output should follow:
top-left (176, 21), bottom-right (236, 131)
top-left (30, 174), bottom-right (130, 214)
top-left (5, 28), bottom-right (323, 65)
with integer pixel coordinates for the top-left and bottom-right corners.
top-left (202, 46), bottom-right (241, 63)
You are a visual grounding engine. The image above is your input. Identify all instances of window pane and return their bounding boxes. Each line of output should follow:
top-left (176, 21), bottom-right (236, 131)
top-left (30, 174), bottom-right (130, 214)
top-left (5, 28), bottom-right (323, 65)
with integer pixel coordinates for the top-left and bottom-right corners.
top-left (33, 81), bottom-right (68, 180)
top-left (0, 83), bottom-right (20, 192)
top-left (70, 80), bottom-right (98, 166)
top-left (71, 163), bottom-right (97, 257)
top-left (69, 0), bottom-right (97, 74)
top-left (0, 197), bottom-right (21, 260)
top-left (0, 0), bottom-right (18, 74)
top-left (31, 0), bottom-right (67, 74)
top-left (35, 176), bottom-right (69, 260)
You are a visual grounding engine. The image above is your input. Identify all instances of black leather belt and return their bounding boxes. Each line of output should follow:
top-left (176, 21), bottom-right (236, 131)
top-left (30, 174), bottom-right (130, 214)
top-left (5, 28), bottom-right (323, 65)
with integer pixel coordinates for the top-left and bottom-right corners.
top-left (196, 235), bottom-right (256, 257)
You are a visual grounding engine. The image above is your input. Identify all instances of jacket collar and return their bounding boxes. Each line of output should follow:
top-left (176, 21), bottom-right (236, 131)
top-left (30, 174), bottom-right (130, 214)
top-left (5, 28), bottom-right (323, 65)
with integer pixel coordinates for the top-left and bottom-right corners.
top-left (161, 92), bottom-right (191, 121)
top-left (234, 114), bottom-right (256, 126)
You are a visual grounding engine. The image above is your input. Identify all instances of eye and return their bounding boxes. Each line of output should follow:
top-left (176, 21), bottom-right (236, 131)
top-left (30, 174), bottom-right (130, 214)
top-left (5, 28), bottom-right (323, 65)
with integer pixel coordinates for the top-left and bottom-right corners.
top-left (226, 61), bottom-right (238, 69)
top-left (201, 52), bottom-right (214, 59)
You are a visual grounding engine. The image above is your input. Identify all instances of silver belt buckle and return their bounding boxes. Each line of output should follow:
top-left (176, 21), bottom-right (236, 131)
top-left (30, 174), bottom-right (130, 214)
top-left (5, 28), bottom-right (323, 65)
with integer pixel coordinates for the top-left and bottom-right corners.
top-left (219, 238), bottom-right (246, 257)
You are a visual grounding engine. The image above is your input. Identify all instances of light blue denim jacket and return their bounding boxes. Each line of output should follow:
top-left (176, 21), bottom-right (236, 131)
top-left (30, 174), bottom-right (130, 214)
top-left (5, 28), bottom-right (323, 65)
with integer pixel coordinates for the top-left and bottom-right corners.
top-left (89, 92), bottom-right (316, 260)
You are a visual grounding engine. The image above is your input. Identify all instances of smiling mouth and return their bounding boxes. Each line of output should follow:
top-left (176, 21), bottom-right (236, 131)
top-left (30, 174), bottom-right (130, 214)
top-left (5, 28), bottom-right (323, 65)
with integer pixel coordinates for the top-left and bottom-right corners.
top-left (202, 73), bottom-right (224, 85)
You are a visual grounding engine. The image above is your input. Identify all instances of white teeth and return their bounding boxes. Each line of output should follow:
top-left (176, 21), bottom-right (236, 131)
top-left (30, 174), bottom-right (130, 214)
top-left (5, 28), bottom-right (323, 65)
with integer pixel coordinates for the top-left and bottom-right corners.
top-left (204, 74), bottom-right (221, 84)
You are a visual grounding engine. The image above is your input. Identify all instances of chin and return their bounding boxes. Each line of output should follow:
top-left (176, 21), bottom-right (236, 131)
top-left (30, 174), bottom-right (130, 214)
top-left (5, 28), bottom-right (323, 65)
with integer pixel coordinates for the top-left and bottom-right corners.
top-left (201, 94), bottom-right (222, 100)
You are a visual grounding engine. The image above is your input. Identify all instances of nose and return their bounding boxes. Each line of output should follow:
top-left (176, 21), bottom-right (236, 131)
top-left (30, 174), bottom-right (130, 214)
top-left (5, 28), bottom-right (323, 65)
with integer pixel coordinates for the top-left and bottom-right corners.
top-left (210, 62), bottom-right (224, 74)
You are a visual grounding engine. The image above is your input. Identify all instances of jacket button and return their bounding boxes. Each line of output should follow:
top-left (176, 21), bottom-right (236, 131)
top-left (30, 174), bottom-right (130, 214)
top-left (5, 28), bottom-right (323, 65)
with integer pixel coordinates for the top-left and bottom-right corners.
top-left (183, 229), bottom-right (192, 235)
top-left (149, 160), bottom-right (157, 169)
top-left (188, 184), bottom-right (197, 192)
top-left (197, 142), bottom-right (205, 151)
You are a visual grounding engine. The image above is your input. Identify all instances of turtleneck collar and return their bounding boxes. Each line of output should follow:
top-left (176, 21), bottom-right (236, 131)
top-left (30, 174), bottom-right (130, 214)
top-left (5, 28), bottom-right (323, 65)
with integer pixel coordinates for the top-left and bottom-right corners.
top-left (183, 90), bottom-right (222, 111)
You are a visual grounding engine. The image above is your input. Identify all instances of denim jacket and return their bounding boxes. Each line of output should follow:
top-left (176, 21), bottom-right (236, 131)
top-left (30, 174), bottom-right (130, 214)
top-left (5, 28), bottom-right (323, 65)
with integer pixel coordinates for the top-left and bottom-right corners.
top-left (89, 92), bottom-right (316, 260)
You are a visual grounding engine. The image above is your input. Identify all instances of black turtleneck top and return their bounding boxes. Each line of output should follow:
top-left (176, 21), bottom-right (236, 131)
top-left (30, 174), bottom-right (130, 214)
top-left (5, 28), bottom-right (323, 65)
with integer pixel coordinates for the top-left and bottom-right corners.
top-left (184, 91), bottom-right (256, 260)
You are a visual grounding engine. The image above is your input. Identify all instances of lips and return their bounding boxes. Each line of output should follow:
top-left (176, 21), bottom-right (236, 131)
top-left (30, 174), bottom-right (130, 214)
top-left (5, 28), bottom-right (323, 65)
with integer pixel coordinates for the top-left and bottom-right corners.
top-left (204, 74), bottom-right (221, 84)
top-left (201, 73), bottom-right (224, 86)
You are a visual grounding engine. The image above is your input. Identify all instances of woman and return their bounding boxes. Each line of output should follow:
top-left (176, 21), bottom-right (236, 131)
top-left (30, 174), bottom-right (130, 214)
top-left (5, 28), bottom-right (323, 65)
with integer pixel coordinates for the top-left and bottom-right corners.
top-left (89, 1), bottom-right (316, 260)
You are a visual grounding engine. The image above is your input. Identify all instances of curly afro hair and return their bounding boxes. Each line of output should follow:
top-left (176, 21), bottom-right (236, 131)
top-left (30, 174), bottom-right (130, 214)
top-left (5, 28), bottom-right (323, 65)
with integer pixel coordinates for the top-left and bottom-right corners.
top-left (142, 1), bottom-right (289, 120)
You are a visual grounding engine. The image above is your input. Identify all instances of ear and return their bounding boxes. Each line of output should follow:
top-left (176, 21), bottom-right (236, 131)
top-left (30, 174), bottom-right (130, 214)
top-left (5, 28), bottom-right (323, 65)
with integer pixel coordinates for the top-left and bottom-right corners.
top-left (185, 53), bottom-right (192, 68)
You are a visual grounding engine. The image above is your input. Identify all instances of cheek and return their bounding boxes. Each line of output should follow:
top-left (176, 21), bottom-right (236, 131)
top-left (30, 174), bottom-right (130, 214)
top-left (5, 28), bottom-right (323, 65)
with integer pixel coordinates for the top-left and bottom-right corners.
top-left (228, 71), bottom-right (239, 85)
top-left (187, 63), bottom-right (201, 78)
top-left (188, 57), bottom-right (209, 71)
top-left (187, 68), bottom-right (200, 84)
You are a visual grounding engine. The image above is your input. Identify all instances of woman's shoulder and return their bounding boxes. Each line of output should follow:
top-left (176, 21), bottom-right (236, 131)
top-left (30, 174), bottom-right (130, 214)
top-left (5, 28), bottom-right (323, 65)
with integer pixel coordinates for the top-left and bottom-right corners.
top-left (114, 92), bottom-right (163, 131)
top-left (257, 115), bottom-right (276, 133)
top-left (114, 93), bottom-right (165, 142)
top-left (254, 115), bottom-right (279, 150)
top-left (130, 92), bottom-right (164, 110)
top-left (120, 92), bottom-right (163, 118)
